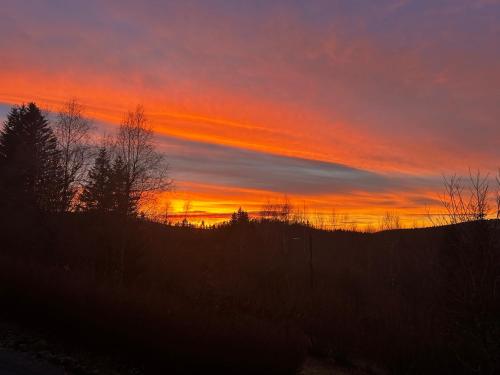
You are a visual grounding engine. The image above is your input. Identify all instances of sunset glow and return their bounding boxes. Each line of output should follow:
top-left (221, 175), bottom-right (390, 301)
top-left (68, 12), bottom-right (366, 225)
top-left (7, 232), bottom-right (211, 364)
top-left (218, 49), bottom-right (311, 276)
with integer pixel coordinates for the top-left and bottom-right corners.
top-left (2, 0), bottom-right (500, 228)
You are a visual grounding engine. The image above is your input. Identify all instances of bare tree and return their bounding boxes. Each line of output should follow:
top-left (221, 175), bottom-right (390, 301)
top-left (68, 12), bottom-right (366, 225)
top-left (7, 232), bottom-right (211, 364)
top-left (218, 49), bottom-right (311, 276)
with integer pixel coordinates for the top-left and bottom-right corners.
top-left (115, 105), bottom-right (172, 216)
top-left (182, 200), bottom-right (192, 225)
top-left (439, 170), bottom-right (491, 225)
top-left (379, 211), bottom-right (402, 231)
top-left (261, 199), bottom-right (278, 220)
top-left (112, 106), bottom-right (172, 286)
top-left (54, 98), bottom-right (92, 211)
top-left (291, 201), bottom-right (309, 225)
top-left (328, 209), bottom-right (339, 230)
top-left (162, 199), bottom-right (172, 225)
top-left (313, 210), bottom-right (326, 230)
top-left (437, 169), bottom-right (500, 373)
top-left (260, 196), bottom-right (293, 222)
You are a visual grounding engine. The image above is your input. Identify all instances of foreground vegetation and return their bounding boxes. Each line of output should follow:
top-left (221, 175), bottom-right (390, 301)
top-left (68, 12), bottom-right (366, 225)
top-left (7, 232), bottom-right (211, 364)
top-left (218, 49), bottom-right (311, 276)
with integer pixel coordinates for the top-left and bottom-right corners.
top-left (1, 101), bottom-right (500, 374)
top-left (2, 212), bottom-right (500, 374)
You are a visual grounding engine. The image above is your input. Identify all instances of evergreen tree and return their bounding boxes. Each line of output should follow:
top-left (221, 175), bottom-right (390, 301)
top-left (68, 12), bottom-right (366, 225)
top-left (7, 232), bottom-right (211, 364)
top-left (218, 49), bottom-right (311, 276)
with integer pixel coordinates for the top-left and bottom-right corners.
top-left (110, 155), bottom-right (136, 216)
top-left (80, 147), bottom-right (113, 213)
top-left (80, 152), bottom-right (139, 217)
top-left (0, 103), bottom-right (63, 212)
top-left (230, 207), bottom-right (250, 225)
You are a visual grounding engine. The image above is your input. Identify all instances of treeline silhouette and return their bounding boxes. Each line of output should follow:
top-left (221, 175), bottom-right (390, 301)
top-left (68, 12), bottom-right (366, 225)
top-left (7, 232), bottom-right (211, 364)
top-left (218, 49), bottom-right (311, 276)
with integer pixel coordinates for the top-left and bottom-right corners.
top-left (0, 101), bottom-right (499, 374)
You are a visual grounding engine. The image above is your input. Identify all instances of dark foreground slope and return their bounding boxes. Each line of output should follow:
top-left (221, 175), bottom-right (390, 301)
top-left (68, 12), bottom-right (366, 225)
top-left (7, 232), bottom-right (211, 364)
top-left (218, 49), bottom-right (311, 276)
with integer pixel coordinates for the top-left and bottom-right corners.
top-left (0, 211), bottom-right (499, 374)
top-left (0, 349), bottom-right (64, 375)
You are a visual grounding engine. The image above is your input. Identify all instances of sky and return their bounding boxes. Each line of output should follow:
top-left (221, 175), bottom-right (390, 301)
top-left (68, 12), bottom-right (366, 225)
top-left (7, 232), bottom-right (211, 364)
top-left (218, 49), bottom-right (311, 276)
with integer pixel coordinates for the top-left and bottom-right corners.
top-left (1, 0), bottom-right (499, 228)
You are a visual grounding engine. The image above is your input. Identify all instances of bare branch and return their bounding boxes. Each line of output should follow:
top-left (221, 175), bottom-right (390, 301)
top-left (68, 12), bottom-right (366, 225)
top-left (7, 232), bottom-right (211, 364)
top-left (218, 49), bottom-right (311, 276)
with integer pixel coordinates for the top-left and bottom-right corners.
top-left (114, 105), bottom-right (173, 215)
top-left (54, 98), bottom-right (93, 211)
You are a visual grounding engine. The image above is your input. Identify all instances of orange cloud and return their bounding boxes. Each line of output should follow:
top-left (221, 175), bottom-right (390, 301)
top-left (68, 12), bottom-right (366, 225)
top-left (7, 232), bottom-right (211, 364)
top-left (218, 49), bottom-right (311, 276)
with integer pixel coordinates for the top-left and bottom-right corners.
top-left (1, 0), bottom-right (499, 228)
top-left (1, 68), bottom-right (489, 176)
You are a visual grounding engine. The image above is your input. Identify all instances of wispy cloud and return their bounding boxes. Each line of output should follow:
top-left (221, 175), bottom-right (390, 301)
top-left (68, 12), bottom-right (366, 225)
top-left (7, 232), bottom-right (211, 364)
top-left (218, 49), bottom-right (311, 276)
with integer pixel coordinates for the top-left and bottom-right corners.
top-left (0, 0), bottom-right (499, 224)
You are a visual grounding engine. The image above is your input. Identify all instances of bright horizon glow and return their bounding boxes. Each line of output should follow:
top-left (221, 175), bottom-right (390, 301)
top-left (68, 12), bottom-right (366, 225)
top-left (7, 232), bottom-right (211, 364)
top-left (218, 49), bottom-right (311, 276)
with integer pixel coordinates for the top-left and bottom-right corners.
top-left (1, 0), bottom-right (499, 229)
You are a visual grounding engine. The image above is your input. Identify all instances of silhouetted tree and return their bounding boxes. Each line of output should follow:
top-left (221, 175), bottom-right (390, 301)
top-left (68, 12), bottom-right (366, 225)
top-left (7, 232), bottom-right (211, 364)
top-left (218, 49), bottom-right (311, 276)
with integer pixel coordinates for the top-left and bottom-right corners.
top-left (0, 103), bottom-right (63, 212)
top-left (438, 171), bottom-right (500, 373)
top-left (261, 197), bottom-right (292, 222)
top-left (379, 211), bottom-right (402, 231)
top-left (231, 207), bottom-right (250, 225)
top-left (80, 147), bottom-right (113, 213)
top-left (110, 155), bottom-right (130, 216)
top-left (114, 105), bottom-right (171, 217)
top-left (439, 171), bottom-right (490, 224)
top-left (54, 98), bottom-right (92, 211)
